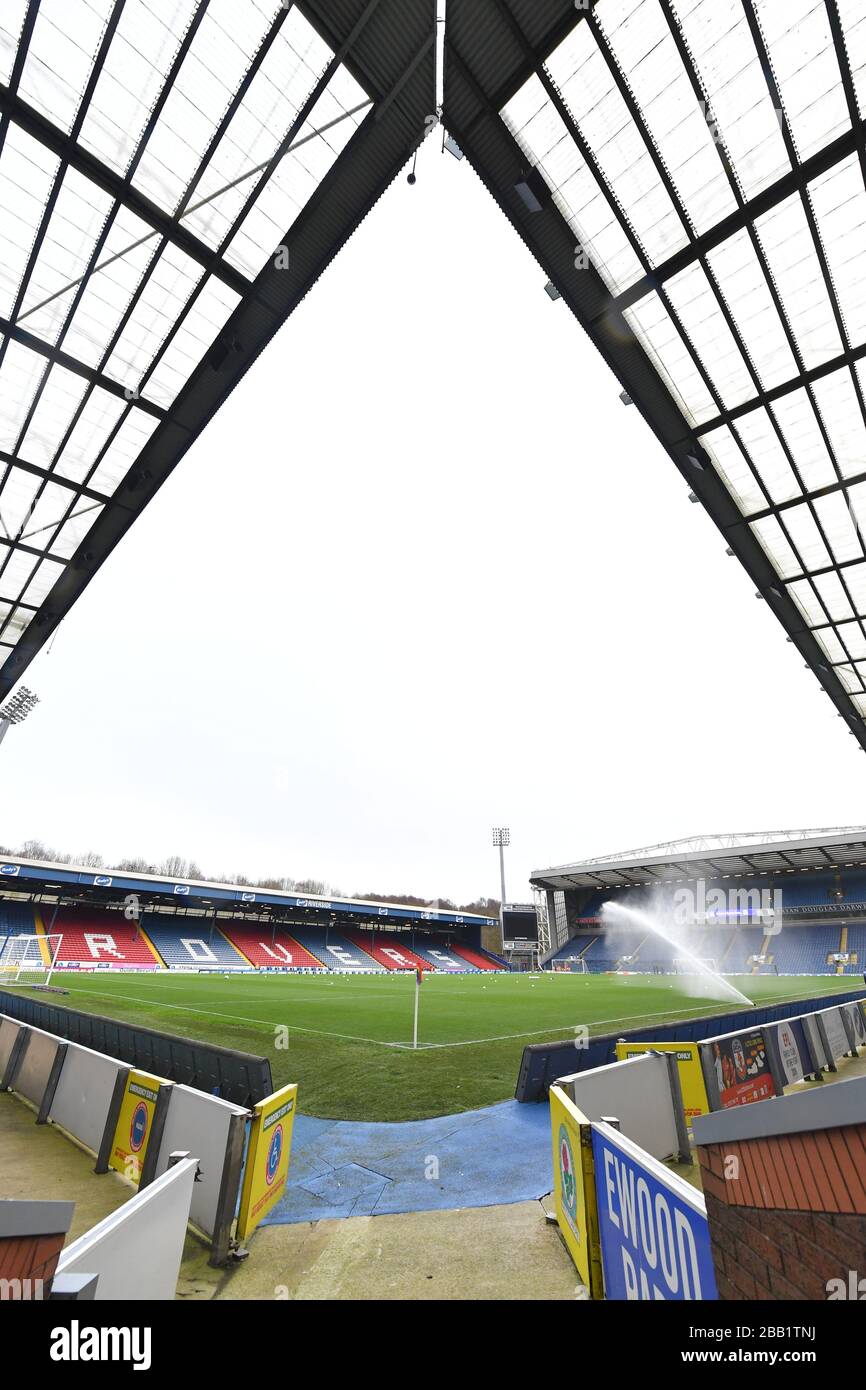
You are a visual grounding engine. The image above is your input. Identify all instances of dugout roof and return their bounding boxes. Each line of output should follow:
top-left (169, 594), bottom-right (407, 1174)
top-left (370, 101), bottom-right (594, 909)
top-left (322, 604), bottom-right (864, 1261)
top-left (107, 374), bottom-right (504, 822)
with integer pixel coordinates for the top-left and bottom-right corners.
top-left (4, 2), bottom-right (866, 760)
top-left (531, 826), bottom-right (866, 889)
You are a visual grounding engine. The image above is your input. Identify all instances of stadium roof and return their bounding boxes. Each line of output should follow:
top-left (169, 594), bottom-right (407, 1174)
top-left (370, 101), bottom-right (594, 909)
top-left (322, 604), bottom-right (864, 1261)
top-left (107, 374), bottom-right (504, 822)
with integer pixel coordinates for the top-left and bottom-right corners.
top-left (0, 0), bottom-right (435, 693)
top-left (4, 1), bottom-right (866, 762)
top-left (531, 825), bottom-right (866, 889)
top-left (0, 852), bottom-right (497, 924)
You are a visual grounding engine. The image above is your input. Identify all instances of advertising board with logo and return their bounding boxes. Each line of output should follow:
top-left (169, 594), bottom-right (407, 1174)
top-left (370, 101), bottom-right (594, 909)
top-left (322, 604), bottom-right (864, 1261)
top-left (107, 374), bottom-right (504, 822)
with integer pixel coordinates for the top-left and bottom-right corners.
top-left (549, 1084), bottom-right (603, 1297)
top-left (702, 1030), bottom-right (776, 1109)
top-left (772, 1016), bottom-right (810, 1085)
top-left (592, 1122), bottom-right (717, 1301)
top-left (237, 1084), bottom-right (298, 1240)
top-left (109, 1070), bottom-right (166, 1183)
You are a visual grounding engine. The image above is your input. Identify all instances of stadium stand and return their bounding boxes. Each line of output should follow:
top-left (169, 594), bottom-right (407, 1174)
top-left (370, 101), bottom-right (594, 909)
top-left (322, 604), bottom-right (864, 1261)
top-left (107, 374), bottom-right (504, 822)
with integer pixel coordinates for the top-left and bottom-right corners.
top-left (283, 924), bottom-right (384, 972)
top-left (142, 914), bottom-right (250, 969)
top-left (450, 943), bottom-right (502, 972)
top-left (547, 935), bottom-right (595, 964)
top-left (0, 902), bottom-right (39, 968)
top-left (411, 936), bottom-right (477, 971)
top-left (779, 876), bottom-right (839, 908)
top-left (768, 924), bottom-right (840, 974)
top-left (342, 929), bottom-right (431, 972)
top-left (48, 908), bottom-right (162, 967)
top-left (579, 929), bottom-right (644, 972)
top-left (842, 922), bottom-right (866, 973)
top-left (0, 902), bottom-right (37, 937)
top-left (216, 922), bottom-right (327, 970)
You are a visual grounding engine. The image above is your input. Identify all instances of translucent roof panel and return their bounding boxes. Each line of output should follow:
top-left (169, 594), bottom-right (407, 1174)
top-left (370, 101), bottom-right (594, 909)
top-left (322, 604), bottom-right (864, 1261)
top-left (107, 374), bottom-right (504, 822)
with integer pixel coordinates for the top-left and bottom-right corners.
top-left (593, 0), bottom-right (738, 236)
top-left (77, 0), bottom-right (200, 175)
top-left (18, 0), bottom-right (114, 136)
top-left (498, 1), bottom-right (866, 731)
top-left (670, 0), bottom-right (791, 199)
top-left (0, 0), bottom-right (373, 678)
top-left (0, 123), bottom-right (59, 320)
top-left (545, 18), bottom-right (690, 266)
top-left (223, 67), bottom-right (371, 278)
top-left (501, 75), bottom-right (643, 294)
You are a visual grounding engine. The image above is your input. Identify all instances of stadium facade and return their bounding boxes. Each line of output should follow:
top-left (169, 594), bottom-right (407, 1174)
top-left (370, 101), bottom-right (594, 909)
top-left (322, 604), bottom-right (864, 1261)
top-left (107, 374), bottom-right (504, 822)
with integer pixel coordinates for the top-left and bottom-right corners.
top-left (0, 854), bottom-right (503, 974)
top-left (532, 827), bottom-right (866, 976)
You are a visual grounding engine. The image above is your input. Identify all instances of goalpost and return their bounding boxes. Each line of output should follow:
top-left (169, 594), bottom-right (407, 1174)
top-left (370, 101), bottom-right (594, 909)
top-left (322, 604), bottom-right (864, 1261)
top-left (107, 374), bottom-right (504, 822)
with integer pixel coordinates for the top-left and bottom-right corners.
top-left (0, 934), bottom-right (63, 988)
top-left (673, 957), bottom-right (718, 975)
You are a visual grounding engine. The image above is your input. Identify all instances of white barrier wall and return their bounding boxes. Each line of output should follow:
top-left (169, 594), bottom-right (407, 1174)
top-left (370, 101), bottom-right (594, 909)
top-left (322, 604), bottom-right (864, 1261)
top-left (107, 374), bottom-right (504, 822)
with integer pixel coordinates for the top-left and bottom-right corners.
top-left (154, 1084), bottom-right (248, 1237)
top-left (56, 1157), bottom-right (199, 1300)
top-left (48, 1042), bottom-right (128, 1153)
top-left (13, 1027), bottom-right (63, 1109)
top-left (559, 1053), bottom-right (688, 1161)
top-left (815, 1006), bottom-right (850, 1064)
top-left (0, 1015), bottom-right (22, 1076)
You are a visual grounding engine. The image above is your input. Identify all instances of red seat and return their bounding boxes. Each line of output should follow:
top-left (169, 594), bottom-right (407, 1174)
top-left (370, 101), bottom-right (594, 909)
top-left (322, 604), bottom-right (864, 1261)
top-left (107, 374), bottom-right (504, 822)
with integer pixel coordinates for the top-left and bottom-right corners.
top-left (218, 925), bottom-right (325, 969)
top-left (450, 943), bottom-right (502, 971)
top-left (342, 929), bottom-right (433, 972)
top-left (50, 910), bottom-right (160, 966)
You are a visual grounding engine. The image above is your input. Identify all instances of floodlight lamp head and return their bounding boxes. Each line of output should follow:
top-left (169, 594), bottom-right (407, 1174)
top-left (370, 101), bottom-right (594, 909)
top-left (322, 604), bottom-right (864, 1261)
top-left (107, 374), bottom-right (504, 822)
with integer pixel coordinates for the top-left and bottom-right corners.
top-left (0, 685), bottom-right (39, 726)
top-left (492, 827), bottom-right (510, 847)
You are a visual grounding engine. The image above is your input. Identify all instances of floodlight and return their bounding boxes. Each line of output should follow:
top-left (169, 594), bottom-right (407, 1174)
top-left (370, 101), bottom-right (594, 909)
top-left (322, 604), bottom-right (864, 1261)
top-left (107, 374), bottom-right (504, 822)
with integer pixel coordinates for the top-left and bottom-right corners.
top-left (0, 686), bottom-right (39, 727)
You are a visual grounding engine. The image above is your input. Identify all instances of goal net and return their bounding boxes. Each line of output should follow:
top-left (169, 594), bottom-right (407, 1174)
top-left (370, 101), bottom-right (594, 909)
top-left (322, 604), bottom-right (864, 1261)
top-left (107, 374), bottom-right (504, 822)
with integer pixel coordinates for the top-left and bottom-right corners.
top-left (0, 934), bottom-right (63, 987)
top-left (673, 957), bottom-right (717, 974)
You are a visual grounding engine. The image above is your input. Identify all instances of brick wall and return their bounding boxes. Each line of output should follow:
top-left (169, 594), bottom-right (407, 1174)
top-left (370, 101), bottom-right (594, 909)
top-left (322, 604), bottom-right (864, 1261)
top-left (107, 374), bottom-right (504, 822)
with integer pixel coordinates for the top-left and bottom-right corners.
top-left (0, 1231), bottom-right (65, 1297)
top-left (698, 1122), bottom-right (866, 1300)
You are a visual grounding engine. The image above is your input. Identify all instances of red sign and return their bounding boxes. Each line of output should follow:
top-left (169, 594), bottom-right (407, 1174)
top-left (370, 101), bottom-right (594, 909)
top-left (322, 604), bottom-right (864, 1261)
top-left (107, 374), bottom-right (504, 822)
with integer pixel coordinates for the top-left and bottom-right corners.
top-left (709, 1031), bottom-right (776, 1108)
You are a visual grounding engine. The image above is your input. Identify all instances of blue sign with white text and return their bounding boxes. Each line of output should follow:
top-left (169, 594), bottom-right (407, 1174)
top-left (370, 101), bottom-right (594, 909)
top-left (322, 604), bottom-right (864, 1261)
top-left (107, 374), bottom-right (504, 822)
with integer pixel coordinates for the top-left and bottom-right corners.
top-left (592, 1125), bottom-right (717, 1301)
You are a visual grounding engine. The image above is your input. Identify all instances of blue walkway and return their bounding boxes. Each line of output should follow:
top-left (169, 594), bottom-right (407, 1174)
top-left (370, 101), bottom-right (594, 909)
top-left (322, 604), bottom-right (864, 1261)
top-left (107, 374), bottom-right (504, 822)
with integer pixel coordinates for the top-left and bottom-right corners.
top-left (262, 1100), bottom-right (551, 1225)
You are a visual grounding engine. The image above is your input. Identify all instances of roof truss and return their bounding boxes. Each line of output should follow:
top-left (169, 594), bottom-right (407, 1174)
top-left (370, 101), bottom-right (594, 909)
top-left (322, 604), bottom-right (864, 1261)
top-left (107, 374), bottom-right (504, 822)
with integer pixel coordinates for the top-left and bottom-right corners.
top-left (445, 0), bottom-right (866, 752)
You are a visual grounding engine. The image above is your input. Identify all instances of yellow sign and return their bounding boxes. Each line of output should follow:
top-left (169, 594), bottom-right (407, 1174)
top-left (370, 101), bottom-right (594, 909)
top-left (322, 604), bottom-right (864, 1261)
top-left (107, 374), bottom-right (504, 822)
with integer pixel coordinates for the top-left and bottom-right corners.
top-left (237, 1084), bottom-right (298, 1241)
top-left (550, 1085), bottom-right (603, 1298)
top-left (110, 1070), bottom-right (165, 1183)
top-left (615, 1040), bottom-right (710, 1121)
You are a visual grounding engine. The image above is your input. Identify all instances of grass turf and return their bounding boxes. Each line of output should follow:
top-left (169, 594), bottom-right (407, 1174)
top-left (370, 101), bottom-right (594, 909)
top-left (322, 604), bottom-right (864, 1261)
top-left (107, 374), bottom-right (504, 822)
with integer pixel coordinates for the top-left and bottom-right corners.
top-left (15, 970), bottom-right (863, 1122)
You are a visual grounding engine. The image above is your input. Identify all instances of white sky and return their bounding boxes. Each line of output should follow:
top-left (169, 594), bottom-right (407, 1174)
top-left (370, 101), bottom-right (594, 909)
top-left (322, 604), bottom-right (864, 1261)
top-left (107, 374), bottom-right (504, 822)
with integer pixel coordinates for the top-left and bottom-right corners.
top-left (2, 139), bottom-right (865, 904)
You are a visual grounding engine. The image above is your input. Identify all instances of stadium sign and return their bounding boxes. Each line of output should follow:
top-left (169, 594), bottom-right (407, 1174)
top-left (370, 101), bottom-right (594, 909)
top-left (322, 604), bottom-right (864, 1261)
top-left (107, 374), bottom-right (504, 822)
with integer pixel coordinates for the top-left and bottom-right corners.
top-left (238, 1084), bottom-right (298, 1240)
top-left (700, 1029), bottom-right (777, 1109)
top-left (108, 1071), bottom-right (166, 1185)
top-left (592, 1123), bottom-right (717, 1300)
top-left (0, 864), bottom-right (19, 876)
top-left (549, 1086), bottom-right (603, 1297)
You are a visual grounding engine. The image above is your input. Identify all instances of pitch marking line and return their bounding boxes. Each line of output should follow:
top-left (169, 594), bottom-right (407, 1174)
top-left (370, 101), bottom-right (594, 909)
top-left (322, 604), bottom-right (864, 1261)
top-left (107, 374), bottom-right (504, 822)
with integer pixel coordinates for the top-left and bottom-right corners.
top-left (45, 981), bottom-right (852, 1051)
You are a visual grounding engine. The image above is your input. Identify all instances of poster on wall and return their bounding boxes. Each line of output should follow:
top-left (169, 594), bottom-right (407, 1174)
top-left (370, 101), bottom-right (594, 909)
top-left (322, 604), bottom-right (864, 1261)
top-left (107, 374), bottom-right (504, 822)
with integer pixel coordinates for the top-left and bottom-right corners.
top-left (706, 1031), bottom-right (776, 1109)
top-left (773, 1017), bottom-right (810, 1086)
top-left (819, 1007), bottom-right (850, 1062)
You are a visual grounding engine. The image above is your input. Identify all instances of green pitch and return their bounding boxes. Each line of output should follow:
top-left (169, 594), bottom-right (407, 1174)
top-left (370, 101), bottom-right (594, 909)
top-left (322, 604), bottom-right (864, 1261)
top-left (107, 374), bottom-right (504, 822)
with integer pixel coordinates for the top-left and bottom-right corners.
top-left (25, 970), bottom-right (862, 1122)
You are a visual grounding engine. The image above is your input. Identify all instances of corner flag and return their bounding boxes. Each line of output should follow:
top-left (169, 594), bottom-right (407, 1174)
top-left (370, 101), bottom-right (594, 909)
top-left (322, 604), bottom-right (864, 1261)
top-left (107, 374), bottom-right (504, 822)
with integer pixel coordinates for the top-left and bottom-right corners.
top-left (413, 966), bottom-right (423, 1048)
